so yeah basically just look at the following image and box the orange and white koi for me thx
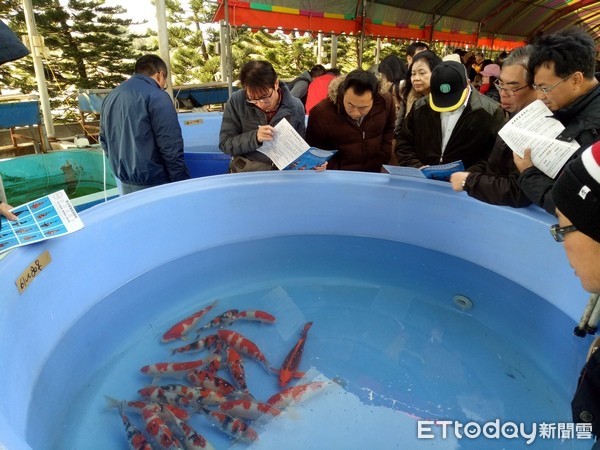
[140,354,221,378]
[225,347,248,392]
[186,370,237,396]
[197,309,239,331]
[218,399,281,421]
[217,329,269,369]
[106,396,190,421]
[162,407,216,450]
[277,321,313,387]
[138,384,227,408]
[233,310,276,324]
[117,400,153,450]
[170,334,219,356]
[201,409,259,443]
[140,404,184,449]
[266,381,330,409]
[161,300,217,343]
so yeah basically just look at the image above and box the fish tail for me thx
[104,395,121,410]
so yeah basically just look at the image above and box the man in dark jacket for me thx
[450,46,536,207]
[514,28,600,215]
[552,142,600,443]
[395,61,505,173]
[100,54,190,194]
[305,69,395,172]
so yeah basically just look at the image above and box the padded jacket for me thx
[305,76,396,172]
[395,88,505,173]
[519,83,600,215]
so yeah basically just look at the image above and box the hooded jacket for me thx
[305,76,396,172]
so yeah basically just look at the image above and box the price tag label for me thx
[16,250,51,294]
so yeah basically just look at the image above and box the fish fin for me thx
[293,371,305,379]
[104,395,121,410]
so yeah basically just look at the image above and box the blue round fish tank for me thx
[0,172,592,449]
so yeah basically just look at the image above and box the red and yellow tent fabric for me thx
[214,0,600,51]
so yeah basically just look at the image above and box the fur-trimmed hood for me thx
[326,74,390,105]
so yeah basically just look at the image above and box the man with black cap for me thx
[552,141,600,444]
[395,60,504,173]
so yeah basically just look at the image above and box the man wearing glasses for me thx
[513,28,600,215]
[450,46,536,207]
[552,142,600,441]
[100,54,190,194]
[219,60,306,173]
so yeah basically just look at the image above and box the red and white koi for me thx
[141,404,184,449]
[162,407,216,450]
[106,396,190,421]
[196,309,239,331]
[217,329,270,370]
[186,370,237,396]
[233,310,276,324]
[201,409,259,443]
[225,347,248,392]
[117,400,153,450]
[266,381,330,409]
[218,399,281,421]
[170,334,219,356]
[161,300,217,343]
[277,321,313,387]
[140,354,221,378]
[138,384,227,408]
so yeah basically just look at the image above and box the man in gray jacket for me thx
[219,60,306,172]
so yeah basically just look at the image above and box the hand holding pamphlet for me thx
[257,118,336,170]
[0,190,84,254]
[383,161,465,181]
[498,99,579,178]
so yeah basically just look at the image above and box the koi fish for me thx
[266,381,330,409]
[162,407,216,450]
[277,321,313,387]
[196,309,239,331]
[141,404,185,449]
[233,310,276,324]
[186,370,237,396]
[217,329,269,370]
[117,400,153,450]
[138,384,227,408]
[218,399,281,421]
[161,300,217,343]
[170,334,219,356]
[201,409,259,443]
[140,354,221,378]
[225,347,248,392]
[106,396,190,421]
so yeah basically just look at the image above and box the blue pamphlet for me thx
[383,161,465,181]
[0,190,84,254]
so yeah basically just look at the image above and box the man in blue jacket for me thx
[100,54,190,194]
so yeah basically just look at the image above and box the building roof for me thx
[214,0,600,50]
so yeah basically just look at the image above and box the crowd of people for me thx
[2,27,600,441]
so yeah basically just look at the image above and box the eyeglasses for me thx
[550,224,578,242]
[532,74,573,94]
[493,81,530,97]
[246,89,274,104]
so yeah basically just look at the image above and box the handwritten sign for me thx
[16,250,51,294]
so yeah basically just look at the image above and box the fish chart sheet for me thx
[0,190,84,254]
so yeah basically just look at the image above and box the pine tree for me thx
[1,0,149,122]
